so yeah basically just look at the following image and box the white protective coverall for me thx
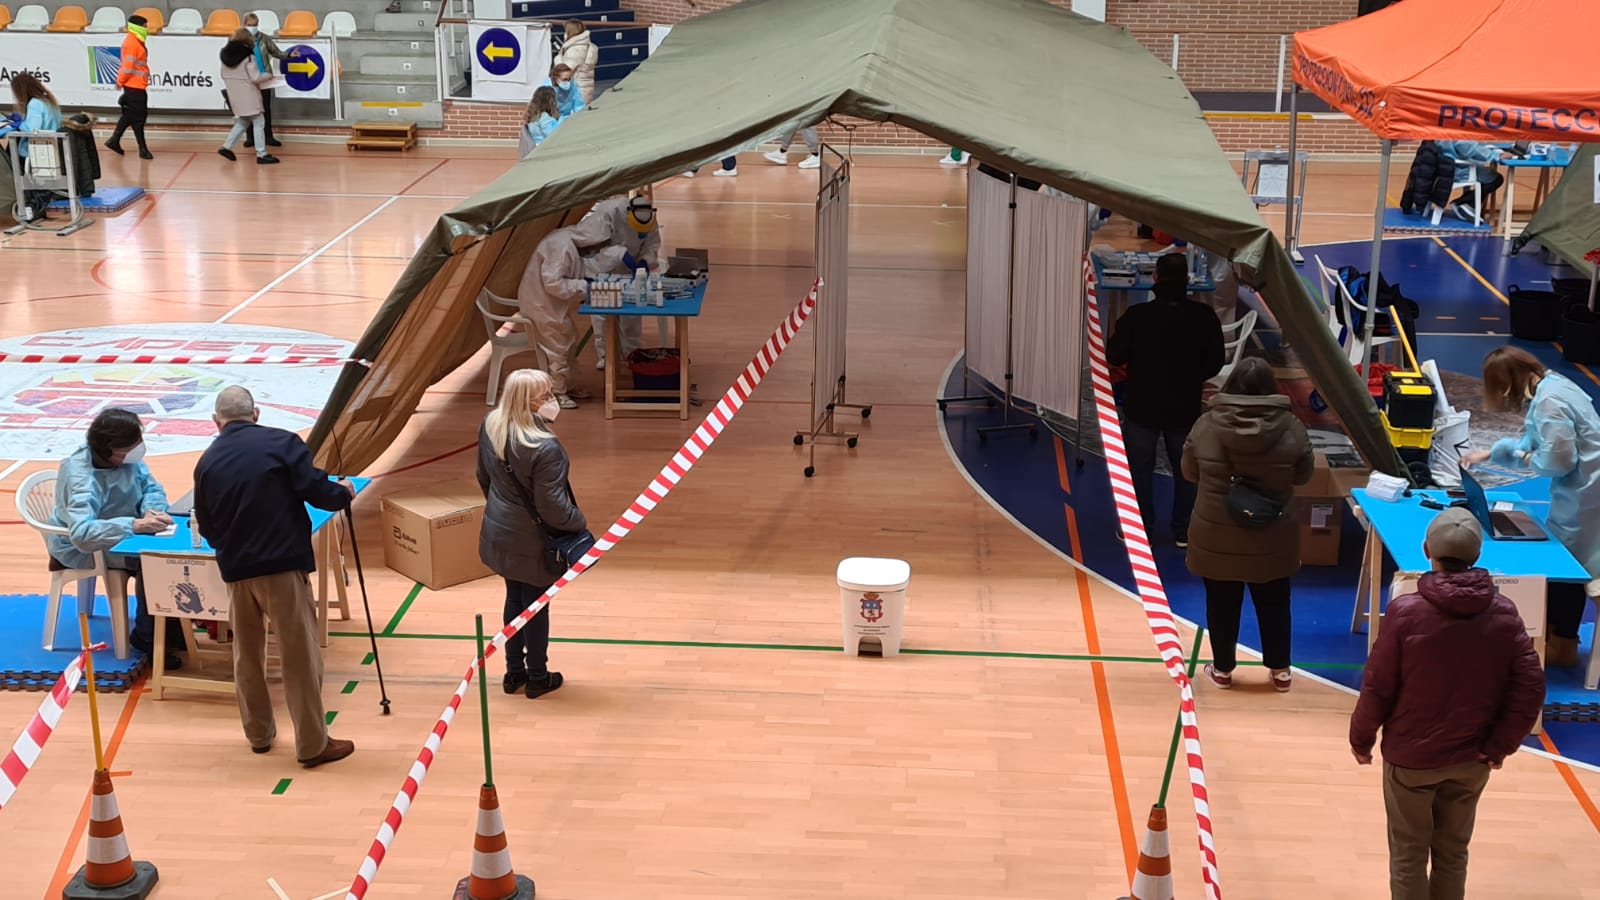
[1490,371,1600,578]
[582,197,663,364]
[517,226,624,396]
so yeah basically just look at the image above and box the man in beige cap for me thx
[1350,507,1545,900]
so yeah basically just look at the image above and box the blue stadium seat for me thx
[510,0,622,18]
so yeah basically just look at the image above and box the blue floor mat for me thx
[1382,207,1494,235]
[0,593,149,692]
[48,185,145,213]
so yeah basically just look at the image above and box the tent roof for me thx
[310,0,1397,477]
[1292,0,1600,142]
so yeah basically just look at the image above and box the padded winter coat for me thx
[1181,393,1314,583]
[554,30,598,102]
[1350,569,1545,768]
[1399,141,1454,214]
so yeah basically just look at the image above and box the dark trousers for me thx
[1547,581,1588,640]
[247,89,275,144]
[1123,420,1195,536]
[1204,577,1292,671]
[1453,170,1504,211]
[1384,760,1491,900]
[109,88,149,151]
[502,579,552,678]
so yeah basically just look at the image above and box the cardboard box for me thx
[1296,451,1370,567]
[380,479,492,590]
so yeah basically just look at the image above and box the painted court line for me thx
[213,196,401,324]
[267,876,291,900]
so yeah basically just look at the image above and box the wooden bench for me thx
[346,121,417,152]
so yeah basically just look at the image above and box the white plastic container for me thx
[836,557,911,657]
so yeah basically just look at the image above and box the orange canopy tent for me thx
[1283,0,1600,377]
[1291,0,1600,142]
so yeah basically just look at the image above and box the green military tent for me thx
[307,0,1398,476]
[1520,144,1600,275]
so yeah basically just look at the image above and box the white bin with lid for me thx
[837,557,911,657]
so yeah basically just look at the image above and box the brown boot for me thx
[299,737,355,768]
[1546,635,1580,668]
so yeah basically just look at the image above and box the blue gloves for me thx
[5,113,20,127]
[622,252,640,271]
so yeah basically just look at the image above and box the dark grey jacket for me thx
[475,420,587,586]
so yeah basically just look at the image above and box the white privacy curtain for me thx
[965,171,1086,418]
[809,156,851,428]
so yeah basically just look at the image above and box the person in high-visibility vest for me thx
[105,14,153,159]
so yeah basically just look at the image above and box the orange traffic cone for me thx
[452,784,535,900]
[63,769,159,899]
[1125,805,1175,900]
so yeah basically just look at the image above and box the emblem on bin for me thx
[859,592,884,622]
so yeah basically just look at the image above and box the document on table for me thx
[154,523,177,537]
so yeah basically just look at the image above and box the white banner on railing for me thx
[0,34,334,110]
[468,20,551,102]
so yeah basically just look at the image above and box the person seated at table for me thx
[47,408,185,669]
[1439,140,1504,223]
[518,86,563,159]
[1463,346,1600,667]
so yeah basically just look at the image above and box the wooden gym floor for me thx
[1,142,1597,899]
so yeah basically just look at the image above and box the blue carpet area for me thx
[942,236,1600,766]
[48,185,145,213]
[0,593,148,691]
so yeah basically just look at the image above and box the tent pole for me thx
[1360,139,1392,384]
[1285,86,1302,263]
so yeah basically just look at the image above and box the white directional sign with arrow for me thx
[467,21,552,102]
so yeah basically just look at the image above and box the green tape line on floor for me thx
[325,711,338,725]
[271,778,291,795]
[341,680,359,694]
[380,583,423,636]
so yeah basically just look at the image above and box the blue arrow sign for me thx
[475,27,521,77]
[281,45,327,93]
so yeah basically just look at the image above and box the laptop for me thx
[166,490,194,517]
[665,248,709,279]
[1458,465,1547,541]
[1503,140,1533,158]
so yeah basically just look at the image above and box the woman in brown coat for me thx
[1181,358,1313,691]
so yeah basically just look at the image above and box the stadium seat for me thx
[0,6,12,31]
[278,9,316,37]
[199,8,240,36]
[165,7,202,34]
[248,8,278,33]
[317,9,354,37]
[44,4,87,31]
[84,6,127,32]
[10,4,47,30]
[131,6,163,32]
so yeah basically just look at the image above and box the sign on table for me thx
[141,553,231,620]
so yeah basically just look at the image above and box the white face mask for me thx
[559,79,572,88]
[246,25,258,34]
[121,442,147,465]
[538,399,561,421]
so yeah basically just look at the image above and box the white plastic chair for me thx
[84,6,127,32]
[477,288,540,406]
[10,4,50,30]
[1429,161,1484,226]
[1208,309,1259,388]
[318,9,355,37]
[248,8,279,34]
[16,471,131,659]
[1314,254,1399,366]
[165,6,202,34]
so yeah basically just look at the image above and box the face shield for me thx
[626,197,657,234]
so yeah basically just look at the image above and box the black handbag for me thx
[501,439,595,572]
[1222,449,1286,529]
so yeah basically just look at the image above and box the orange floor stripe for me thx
[45,682,149,898]
[1052,434,1072,495]
[1064,502,1139,881]
[1538,732,1600,836]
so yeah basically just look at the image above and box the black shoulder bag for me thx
[501,438,596,572]
[1223,447,1287,529]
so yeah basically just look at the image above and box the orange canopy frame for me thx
[1291,0,1600,142]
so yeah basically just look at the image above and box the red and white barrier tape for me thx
[1082,258,1221,899]
[343,280,821,900]
[0,353,367,366]
[0,643,106,812]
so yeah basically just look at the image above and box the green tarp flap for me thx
[1521,145,1600,275]
[310,0,1397,476]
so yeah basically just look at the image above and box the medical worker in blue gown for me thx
[1464,346,1600,667]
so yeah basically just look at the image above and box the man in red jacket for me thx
[1350,507,1545,900]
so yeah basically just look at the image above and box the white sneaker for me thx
[713,167,738,177]
[595,354,606,370]
[939,155,963,167]
[798,154,821,170]
[681,170,695,178]
[763,150,789,166]
[555,393,579,410]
